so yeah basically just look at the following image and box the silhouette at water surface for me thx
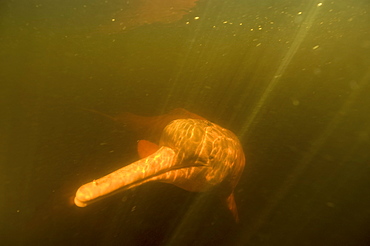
[98,0,199,33]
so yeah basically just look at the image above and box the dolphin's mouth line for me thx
[119,162,207,189]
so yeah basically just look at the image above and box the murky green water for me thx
[1,0,369,245]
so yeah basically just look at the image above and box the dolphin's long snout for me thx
[74,146,177,207]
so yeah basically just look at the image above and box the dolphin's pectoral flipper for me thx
[74,112,245,222]
[137,140,160,158]
[226,193,239,222]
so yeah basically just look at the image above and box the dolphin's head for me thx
[157,119,245,194]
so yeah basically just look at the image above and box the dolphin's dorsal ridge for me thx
[168,108,206,120]
[137,140,160,158]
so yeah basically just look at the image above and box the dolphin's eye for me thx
[183,155,209,166]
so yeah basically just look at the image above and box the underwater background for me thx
[1,0,369,245]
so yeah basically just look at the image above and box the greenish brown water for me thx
[1,0,369,245]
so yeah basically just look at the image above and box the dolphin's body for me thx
[74,109,245,221]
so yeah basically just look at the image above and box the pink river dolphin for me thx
[74,108,245,221]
